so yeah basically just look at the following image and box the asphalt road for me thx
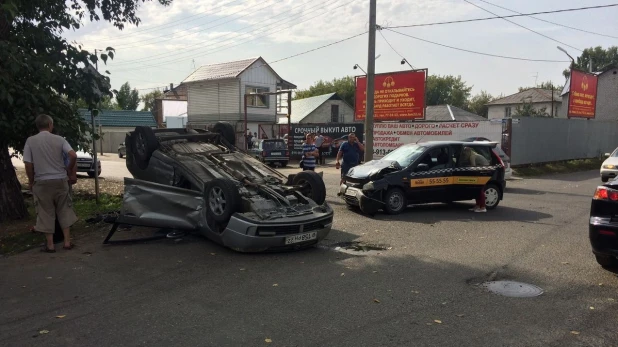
[2,163,617,346]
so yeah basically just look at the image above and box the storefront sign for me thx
[568,70,598,118]
[355,70,426,121]
[289,124,364,158]
[372,121,502,158]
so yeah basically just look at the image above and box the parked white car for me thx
[76,151,102,178]
[600,148,618,182]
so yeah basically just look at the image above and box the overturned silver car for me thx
[115,123,333,252]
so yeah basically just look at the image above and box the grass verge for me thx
[514,158,604,177]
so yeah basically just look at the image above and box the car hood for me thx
[347,160,401,179]
[603,157,618,167]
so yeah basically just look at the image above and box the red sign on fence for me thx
[568,70,598,119]
[355,70,426,121]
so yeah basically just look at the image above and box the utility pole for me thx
[92,49,100,204]
[589,58,593,73]
[364,0,377,162]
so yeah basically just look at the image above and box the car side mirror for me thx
[605,153,611,158]
[416,163,429,172]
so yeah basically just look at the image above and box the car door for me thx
[406,146,453,203]
[449,145,495,200]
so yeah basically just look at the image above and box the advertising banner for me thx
[355,70,426,122]
[568,70,598,119]
[372,121,502,158]
[289,124,364,159]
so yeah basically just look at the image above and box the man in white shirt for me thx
[23,114,78,252]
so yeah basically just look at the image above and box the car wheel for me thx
[204,178,241,223]
[602,176,609,183]
[292,171,326,205]
[87,171,95,178]
[484,183,501,210]
[212,122,236,146]
[281,161,288,167]
[383,187,406,215]
[118,152,123,158]
[595,254,618,268]
[132,126,159,170]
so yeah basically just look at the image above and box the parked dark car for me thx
[589,180,618,269]
[122,123,332,252]
[251,139,289,167]
[340,141,506,215]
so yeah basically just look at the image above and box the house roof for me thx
[283,93,340,123]
[79,109,157,128]
[425,105,486,121]
[487,88,561,105]
[161,84,188,101]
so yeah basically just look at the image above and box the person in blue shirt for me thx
[302,133,319,171]
[336,133,365,186]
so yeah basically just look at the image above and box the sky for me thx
[63,0,618,99]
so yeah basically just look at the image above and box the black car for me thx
[589,180,618,268]
[340,141,506,215]
[251,139,289,167]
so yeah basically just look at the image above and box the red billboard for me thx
[568,70,598,119]
[355,70,426,121]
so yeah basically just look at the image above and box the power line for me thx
[377,29,415,69]
[477,0,618,40]
[461,0,582,52]
[113,0,353,70]
[111,0,341,66]
[384,4,618,29]
[384,28,570,63]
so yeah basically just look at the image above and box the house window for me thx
[246,86,269,108]
[504,106,512,118]
[331,104,339,123]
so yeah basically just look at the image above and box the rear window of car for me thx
[263,141,287,150]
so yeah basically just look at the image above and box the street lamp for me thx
[353,64,367,74]
[400,58,415,70]
[557,46,574,69]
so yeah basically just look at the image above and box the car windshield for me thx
[611,148,618,157]
[382,144,426,167]
[263,141,287,150]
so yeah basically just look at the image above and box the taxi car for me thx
[340,141,506,215]
[589,179,618,269]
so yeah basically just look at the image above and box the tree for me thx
[513,101,549,117]
[116,82,140,110]
[141,89,163,112]
[425,75,472,109]
[466,91,494,118]
[75,96,120,110]
[563,46,618,78]
[0,0,171,222]
[294,76,355,106]
[518,81,560,92]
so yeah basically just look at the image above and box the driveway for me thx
[1,169,616,346]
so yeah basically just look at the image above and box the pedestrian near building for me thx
[461,146,489,213]
[336,133,365,187]
[302,133,319,171]
[246,131,253,149]
[314,132,325,166]
[23,114,78,252]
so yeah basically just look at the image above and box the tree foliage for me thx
[141,89,163,112]
[513,101,549,117]
[294,76,355,106]
[425,75,472,109]
[0,0,171,221]
[563,46,618,78]
[466,91,494,118]
[518,81,561,92]
[116,82,140,110]
[76,96,120,110]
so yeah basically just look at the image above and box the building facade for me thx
[486,88,561,119]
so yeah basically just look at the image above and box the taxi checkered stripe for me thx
[410,165,503,178]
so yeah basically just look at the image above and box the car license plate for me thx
[345,189,357,197]
[285,231,317,245]
[78,163,90,168]
[270,152,281,156]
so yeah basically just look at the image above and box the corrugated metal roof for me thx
[287,93,338,123]
[487,88,562,105]
[181,57,259,83]
[79,109,157,128]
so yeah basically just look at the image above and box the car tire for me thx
[212,122,236,146]
[88,171,95,178]
[204,178,241,223]
[602,176,609,183]
[281,161,288,167]
[484,183,501,210]
[132,126,159,170]
[595,254,618,268]
[383,187,406,215]
[118,152,123,158]
[292,171,326,205]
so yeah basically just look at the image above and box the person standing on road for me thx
[23,114,78,252]
[314,132,325,166]
[461,147,490,213]
[246,131,253,150]
[302,133,319,171]
[336,133,365,188]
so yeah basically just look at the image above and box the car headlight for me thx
[363,182,375,191]
[603,164,616,169]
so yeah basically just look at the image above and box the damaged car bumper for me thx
[339,183,383,214]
